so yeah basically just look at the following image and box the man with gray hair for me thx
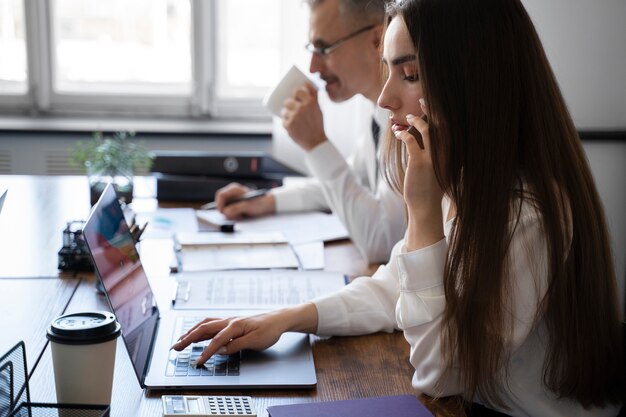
[214,0,405,264]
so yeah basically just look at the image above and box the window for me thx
[0,0,310,120]
[214,0,309,116]
[53,0,192,95]
[0,0,27,94]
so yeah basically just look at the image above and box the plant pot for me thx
[89,174,133,206]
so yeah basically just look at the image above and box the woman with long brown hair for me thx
[173,0,624,414]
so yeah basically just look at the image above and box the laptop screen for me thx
[0,190,7,214]
[83,184,159,386]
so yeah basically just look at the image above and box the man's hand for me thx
[214,183,276,220]
[281,83,328,151]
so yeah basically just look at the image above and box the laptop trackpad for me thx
[243,333,310,363]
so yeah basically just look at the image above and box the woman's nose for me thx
[377,80,398,110]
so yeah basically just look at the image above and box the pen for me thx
[201,188,269,210]
[135,221,148,241]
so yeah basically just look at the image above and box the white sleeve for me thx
[305,140,406,263]
[270,178,330,213]
[312,240,405,336]
[400,208,549,396]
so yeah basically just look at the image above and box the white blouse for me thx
[312,197,619,417]
[271,106,406,264]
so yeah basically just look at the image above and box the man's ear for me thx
[371,24,384,49]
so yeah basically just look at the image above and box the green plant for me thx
[70,131,154,178]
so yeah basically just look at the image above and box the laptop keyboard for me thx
[167,317,241,377]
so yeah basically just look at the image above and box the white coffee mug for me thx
[262,65,318,117]
[47,311,121,405]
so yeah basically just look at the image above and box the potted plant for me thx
[70,131,154,205]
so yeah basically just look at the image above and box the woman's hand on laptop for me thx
[171,303,319,368]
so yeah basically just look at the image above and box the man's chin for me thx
[325,84,350,103]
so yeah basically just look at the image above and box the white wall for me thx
[583,141,626,314]
[523,0,626,130]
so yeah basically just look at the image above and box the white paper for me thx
[234,212,349,245]
[176,231,288,246]
[292,241,325,270]
[196,209,235,232]
[135,208,198,239]
[176,243,300,272]
[171,270,346,310]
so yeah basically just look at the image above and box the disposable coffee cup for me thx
[47,311,121,406]
[262,65,319,117]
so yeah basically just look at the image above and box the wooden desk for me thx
[0,175,436,417]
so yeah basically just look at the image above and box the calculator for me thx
[162,395,256,417]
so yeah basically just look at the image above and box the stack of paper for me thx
[174,231,300,272]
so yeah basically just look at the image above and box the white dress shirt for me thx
[312,196,620,417]
[271,106,406,263]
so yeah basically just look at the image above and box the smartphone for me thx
[406,125,425,150]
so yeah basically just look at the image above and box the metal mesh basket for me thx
[0,342,109,417]
[8,402,109,417]
[0,342,29,417]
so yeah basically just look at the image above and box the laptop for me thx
[0,189,6,214]
[82,184,317,390]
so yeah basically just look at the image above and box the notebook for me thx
[267,395,434,417]
[82,184,317,389]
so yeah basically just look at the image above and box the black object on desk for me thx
[151,151,301,202]
[57,221,93,272]
[152,151,302,179]
[0,341,110,417]
[154,173,282,202]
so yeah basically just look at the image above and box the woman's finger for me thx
[179,318,210,340]
[419,98,428,116]
[194,321,246,367]
[171,318,228,351]
[394,129,422,157]
[406,126,424,150]
[406,113,431,151]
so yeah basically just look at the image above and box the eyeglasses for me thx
[305,24,376,56]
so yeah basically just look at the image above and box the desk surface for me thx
[0,175,460,417]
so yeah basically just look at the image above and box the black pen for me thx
[198,218,235,233]
[200,188,269,210]
[135,221,148,241]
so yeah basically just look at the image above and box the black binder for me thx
[154,173,283,201]
[152,151,302,179]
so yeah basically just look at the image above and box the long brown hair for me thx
[383,0,624,408]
